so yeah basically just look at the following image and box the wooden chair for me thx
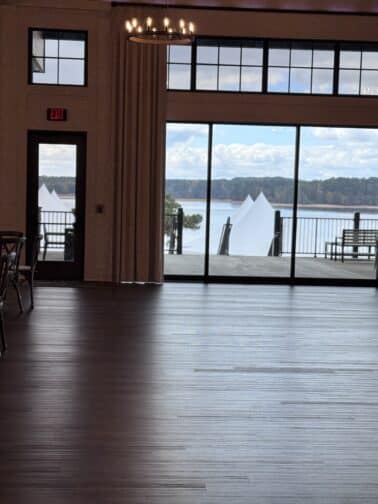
[0,255,10,355]
[0,233,26,313]
[18,235,42,310]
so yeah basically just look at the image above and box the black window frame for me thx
[167,45,193,91]
[167,35,378,99]
[28,28,88,87]
[338,42,378,96]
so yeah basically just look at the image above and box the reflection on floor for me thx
[38,251,66,262]
[1,283,378,503]
[165,254,377,279]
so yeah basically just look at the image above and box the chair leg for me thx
[13,279,24,313]
[0,311,6,355]
[43,242,47,261]
[29,276,34,310]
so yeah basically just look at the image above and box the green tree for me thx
[164,193,202,237]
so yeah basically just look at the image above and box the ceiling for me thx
[110,0,378,14]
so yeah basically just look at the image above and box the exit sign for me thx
[47,108,67,121]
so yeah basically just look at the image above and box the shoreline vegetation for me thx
[40,175,378,211]
[166,176,378,208]
[176,199,378,212]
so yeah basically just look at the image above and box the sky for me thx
[166,123,378,181]
[39,144,77,178]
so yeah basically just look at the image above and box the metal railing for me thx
[165,208,183,254]
[282,213,378,257]
[39,209,75,249]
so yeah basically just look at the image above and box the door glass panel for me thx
[296,127,378,280]
[209,124,296,278]
[38,144,77,262]
[164,123,209,276]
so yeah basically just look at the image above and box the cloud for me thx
[167,126,378,181]
[39,144,77,177]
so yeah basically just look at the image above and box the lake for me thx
[174,199,378,256]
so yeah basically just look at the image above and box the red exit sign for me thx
[47,108,67,121]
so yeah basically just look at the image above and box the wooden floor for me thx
[1,283,378,503]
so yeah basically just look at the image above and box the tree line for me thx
[39,176,76,195]
[167,176,378,206]
[40,175,378,206]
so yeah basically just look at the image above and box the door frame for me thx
[27,130,87,281]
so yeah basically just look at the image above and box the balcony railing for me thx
[165,208,378,258]
[282,213,378,257]
[39,209,75,249]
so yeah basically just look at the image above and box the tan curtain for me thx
[112,14,167,283]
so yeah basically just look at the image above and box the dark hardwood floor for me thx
[1,282,378,503]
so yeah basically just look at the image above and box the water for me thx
[173,199,378,255]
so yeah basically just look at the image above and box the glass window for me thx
[269,42,335,94]
[219,66,240,91]
[242,47,263,66]
[268,68,290,93]
[241,67,262,92]
[168,64,191,90]
[30,29,87,86]
[197,45,219,64]
[290,68,311,93]
[197,65,218,90]
[167,45,192,90]
[195,40,263,92]
[361,70,378,95]
[339,69,360,94]
[340,50,361,69]
[219,46,241,65]
[312,69,333,94]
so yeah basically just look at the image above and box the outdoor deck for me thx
[165,254,377,279]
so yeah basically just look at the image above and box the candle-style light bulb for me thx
[179,19,185,29]
[163,17,170,29]
[137,25,143,33]
[125,20,132,32]
[131,18,138,28]
[189,22,195,33]
[146,17,153,28]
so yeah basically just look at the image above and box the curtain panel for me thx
[112,12,166,283]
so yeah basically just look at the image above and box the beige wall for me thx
[1,2,378,281]
[0,0,113,281]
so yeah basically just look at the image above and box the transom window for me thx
[167,45,192,90]
[339,44,378,95]
[196,40,263,92]
[268,41,334,94]
[167,37,378,97]
[30,29,87,86]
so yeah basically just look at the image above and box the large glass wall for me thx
[164,123,378,283]
[164,123,209,276]
[209,124,296,277]
[296,127,378,280]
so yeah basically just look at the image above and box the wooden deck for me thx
[165,254,377,279]
[1,283,378,503]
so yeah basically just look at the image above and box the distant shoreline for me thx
[176,198,378,212]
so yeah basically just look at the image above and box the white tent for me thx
[229,192,275,256]
[39,184,59,211]
[231,194,254,225]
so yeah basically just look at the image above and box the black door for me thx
[27,131,86,280]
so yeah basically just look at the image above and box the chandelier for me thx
[125,14,195,45]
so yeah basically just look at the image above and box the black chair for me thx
[0,233,26,313]
[18,234,42,310]
[0,255,11,355]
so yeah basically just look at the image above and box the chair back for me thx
[0,230,24,238]
[0,255,10,302]
[0,235,25,274]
